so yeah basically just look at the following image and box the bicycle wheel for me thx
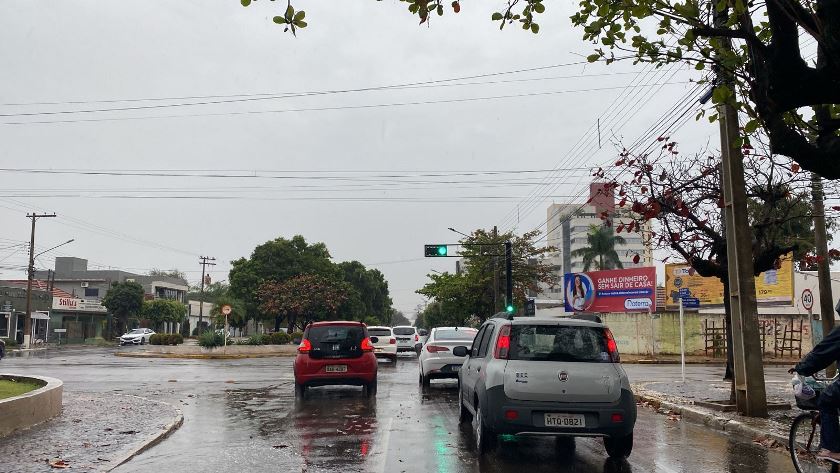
[790,412,839,473]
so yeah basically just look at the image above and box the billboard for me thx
[664,254,794,308]
[564,267,656,313]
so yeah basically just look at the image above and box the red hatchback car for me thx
[294,321,378,398]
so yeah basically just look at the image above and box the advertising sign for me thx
[52,297,107,313]
[564,267,656,313]
[664,254,794,308]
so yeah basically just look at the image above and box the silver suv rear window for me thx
[510,325,610,362]
[393,327,415,336]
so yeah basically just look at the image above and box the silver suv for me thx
[453,315,636,457]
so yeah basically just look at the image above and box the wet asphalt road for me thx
[1,348,799,473]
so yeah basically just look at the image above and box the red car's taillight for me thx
[494,325,511,359]
[389,338,396,344]
[415,334,419,342]
[361,337,374,352]
[604,328,620,363]
[298,339,312,354]
[425,345,450,353]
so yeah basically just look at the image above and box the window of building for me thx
[84,287,99,298]
[0,312,8,337]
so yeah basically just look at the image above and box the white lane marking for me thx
[369,417,392,473]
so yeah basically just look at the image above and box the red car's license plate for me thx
[325,365,347,373]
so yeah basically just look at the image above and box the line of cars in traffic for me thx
[291,315,635,460]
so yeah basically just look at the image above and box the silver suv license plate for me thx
[544,413,585,427]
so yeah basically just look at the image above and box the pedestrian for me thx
[790,322,840,463]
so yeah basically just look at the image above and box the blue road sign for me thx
[681,297,700,308]
[678,288,691,296]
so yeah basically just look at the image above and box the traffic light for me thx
[506,304,515,313]
[424,244,449,257]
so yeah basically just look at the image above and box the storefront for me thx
[51,296,108,344]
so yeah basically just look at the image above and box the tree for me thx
[571,225,627,271]
[229,235,338,322]
[187,281,230,302]
[148,268,187,280]
[240,1,840,177]
[338,261,393,324]
[600,139,834,384]
[142,299,187,332]
[102,281,145,336]
[211,297,248,336]
[257,274,351,332]
[418,227,557,322]
[390,310,411,327]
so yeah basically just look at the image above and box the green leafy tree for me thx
[102,281,145,336]
[338,261,393,324]
[389,310,411,327]
[188,281,230,302]
[571,225,627,271]
[229,235,338,324]
[148,268,187,281]
[257,274,351,332]
[143,299,187,332]
[211,297,248,336]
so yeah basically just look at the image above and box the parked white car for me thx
[367,326,398,362]
[392,326,421,354]
[418,327,478,387]
[119,328,154,346]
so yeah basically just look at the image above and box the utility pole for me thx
[812,173,836,375]
[505,240,513,312]
[24,213,56,349]
[198,256,216,332]
[715,6,767,417]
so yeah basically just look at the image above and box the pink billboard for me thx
[564,267,656,313]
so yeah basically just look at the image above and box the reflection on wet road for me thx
[1,348,799,472]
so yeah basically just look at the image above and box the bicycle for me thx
[790,373,840,473]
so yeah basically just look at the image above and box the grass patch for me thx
[0,379,42,400]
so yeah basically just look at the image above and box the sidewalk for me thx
[634,374,800,450]
[622,353,799,365]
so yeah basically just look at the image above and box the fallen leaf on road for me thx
[104,428,113,432]
[49,459,70,469]
[168,379,178,383]
[272,445,289,449]
[118,430,138,435]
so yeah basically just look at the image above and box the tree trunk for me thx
[274,315,281,333]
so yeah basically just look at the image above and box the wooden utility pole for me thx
[812,173,836,375]
[197,256,216,332]
[715,6,768,416]
[24,213,56,349]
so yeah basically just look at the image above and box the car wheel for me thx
[140,337,145,345]
[458,386,472,424]
[604,433,633,458]
[473,404,496,454]
[366,379,378,397]
[390,355,398,363]
[294,383,306,399]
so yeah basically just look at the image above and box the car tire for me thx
[366,379,378,397]
[420,371,431,388]
[390,355,398,364]
[294,383,306,399]
[458,387,472,424]
[140,337,145,345]
[474,404,496,454]
[604,433,633,458]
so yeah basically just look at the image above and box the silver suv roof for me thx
[492,317,605,328]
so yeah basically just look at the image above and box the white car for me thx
[418,327,478,387]
[367,326,398,362]
[120,328,154,345]
[392,326,421,354]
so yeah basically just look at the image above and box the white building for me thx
[541,183,653,300]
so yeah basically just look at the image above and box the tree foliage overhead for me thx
[338,261,393,323]
[571,225,628,271]
[417,228,557,326]
[142,299,187,331]
[148,268,187,281]
[188,281,230,303]
[211,296,248,332]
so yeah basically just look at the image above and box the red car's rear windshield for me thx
[306,325,366,359]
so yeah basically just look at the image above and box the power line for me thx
[2,81,689,126]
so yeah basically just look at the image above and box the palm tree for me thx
[571,225,627,271]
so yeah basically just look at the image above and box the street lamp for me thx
[34,239,75,259]
[447,227,470,238]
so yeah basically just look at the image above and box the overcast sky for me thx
[0,1,716,315]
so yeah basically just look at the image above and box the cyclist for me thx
[791,323,840,463]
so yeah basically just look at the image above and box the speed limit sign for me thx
[802,289,814,311]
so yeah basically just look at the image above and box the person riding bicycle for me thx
[792,319,840,463]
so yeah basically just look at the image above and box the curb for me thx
[115,352,296,359]
[633,389,790,448]
[622,359,795,366]
[105,397,184,472]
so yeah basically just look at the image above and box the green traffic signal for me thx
[506,304,514,313]
[438,246,447,256]
[424,244,449,257]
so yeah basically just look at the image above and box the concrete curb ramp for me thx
[106,397,184,472]
[116,344,298,359]
[633,386,790,448]
[0,374,63,438]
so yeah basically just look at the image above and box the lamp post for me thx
[24,237,73,348]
